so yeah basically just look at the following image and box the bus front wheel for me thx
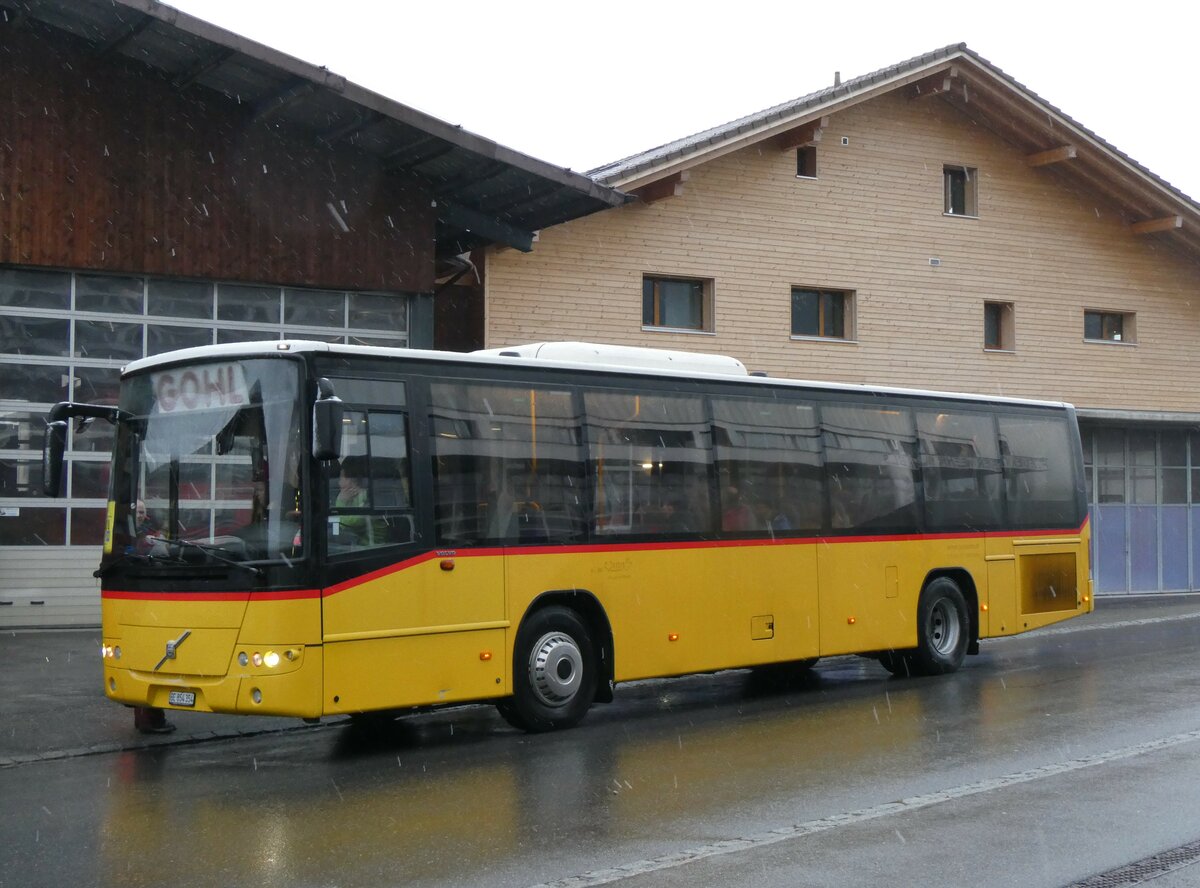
[881,577,969,677]
[498,606,598,733]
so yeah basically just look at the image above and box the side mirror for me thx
[313,379,344,461]
[42,420,68,497]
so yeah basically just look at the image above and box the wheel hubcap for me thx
[528,631,583,707]
[928,598,961,655]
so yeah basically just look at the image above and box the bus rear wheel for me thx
[881,577,969,677]
[498,606,597,733]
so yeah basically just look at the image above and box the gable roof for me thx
[589,44,1200,260]
[9,0,630,261]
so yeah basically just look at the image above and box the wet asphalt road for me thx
[3,596,1200,888]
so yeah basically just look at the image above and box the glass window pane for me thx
[75,320,142,360]
[1162,468,1187,504]
[284,289,343,327]
[1080,427,1094,467]
[823,404,919,531]
[148,280,213,319]
[1084,312,1101,340]
[0,507,65,545]
[823,292,845,338]
[70,460,110,499]
[917,410,1003,530]
[0,268,70,310]
[283,329,344,344]
[433,383,587,545]
[1097,467,1124,503]
[76,275,143,314]
[72,366,121,405]
[1161,431,1186,467]
[1130,468,1156,504]
[997,414,1081,526]
[0,316,70,356]
[658,280,702,329]
[1095,429,1125,466]
[0,411,47,452]
[586,390,712,537]
[1129,430,1156,466]
[70,507,108,545]
[218,284,280,323]
[792,289,819,336]
[148,324,213,355]
[349,292,407,332]
[712,397,822,532]
[0,458,42,497]
[217,328,279,344]
[0,363,70,403]
[348,335,405,348]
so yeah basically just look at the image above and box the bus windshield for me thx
[106,357,305,570]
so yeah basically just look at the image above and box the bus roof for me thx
[122,339,1073,411]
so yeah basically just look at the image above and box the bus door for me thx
[319,375,506,713]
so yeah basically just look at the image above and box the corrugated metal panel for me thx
[0,547,101,628]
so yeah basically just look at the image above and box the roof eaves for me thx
[590,43,969,186]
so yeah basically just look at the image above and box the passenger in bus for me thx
[335,456,387,546]
[722,486,758,532]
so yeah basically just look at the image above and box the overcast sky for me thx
[168,0,1199,201]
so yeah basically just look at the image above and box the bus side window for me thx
[584,390,714,537]
[997,414,1079,527]
[822,403,920,533]
[916,409,1003,531]
[430,382,587,546]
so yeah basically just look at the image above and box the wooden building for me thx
[0,0,626,626]
[484,45,1200,596]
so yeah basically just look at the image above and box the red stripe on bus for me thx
[102,517,1087,603]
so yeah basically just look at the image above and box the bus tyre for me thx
[880,578,969,677]
[499,606,597,733]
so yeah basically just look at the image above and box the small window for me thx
[944,165,977,216]
[796,146,817,178]
[791,288,853,340]
[642,276,712,332]
[1084,310,1135,343]
[984,302,1014,351]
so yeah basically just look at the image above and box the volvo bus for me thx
[44,340,1092,732]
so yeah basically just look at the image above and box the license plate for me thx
[167,690,196,708]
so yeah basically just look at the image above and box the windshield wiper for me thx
[163,537,263,576]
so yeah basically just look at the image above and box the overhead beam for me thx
[633,171,689,204]
[172,46,236,90]
[909,66,959,99]
[1131,215,1183,235]
[435,199,534,252]
[776,116,830,151]
[251,77,318,123]
[95,13,154,58]
[318,110,385,146]
[1027,145,1078,167]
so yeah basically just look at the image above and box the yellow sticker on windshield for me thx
[103,501,115,554]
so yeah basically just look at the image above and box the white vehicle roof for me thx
[122,340,1072,410]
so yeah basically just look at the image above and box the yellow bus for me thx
[45,340,1092,732]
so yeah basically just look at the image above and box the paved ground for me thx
[0,627,326,766]
[3,593,1199,767]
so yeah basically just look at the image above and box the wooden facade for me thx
[0,23,433,293]
[484,88,1200,413]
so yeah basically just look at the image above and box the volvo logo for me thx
[154,630,192,672]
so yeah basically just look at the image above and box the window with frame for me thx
[984,301,1014,351]
[944,165,977,216]
[796,146,817,178]
[642,276,712,332]
[791,288,853,340]
[1084,310,1135,343]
